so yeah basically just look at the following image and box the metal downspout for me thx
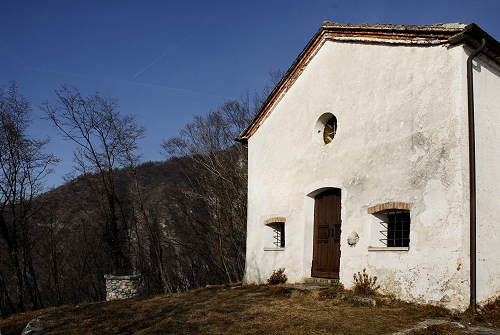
[467,37,486,314]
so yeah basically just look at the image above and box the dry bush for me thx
[267,268,287,285]
[353,268,380,296]
[330,279,344,292]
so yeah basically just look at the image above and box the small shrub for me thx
[330,279,344,291]
[267,268,287,285]
[352,268,380,296]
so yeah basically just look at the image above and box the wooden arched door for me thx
[311,188,341,278]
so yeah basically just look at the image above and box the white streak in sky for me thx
[133,51,168,79]
[27,66,229,99]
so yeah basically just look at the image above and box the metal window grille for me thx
[378,210,410,247]
[272,222,285,248]
[323,116,337,144]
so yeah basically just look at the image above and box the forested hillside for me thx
[37,153,245,300]
[0,144,247,317]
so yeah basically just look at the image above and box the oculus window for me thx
[323,115,337,144]
[315,113,338,145]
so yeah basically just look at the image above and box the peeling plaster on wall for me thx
[377,263,468,309]
[410,124,458,186]
[244,40,500,311]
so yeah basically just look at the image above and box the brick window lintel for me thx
[367,202,411,214]
[264,217,286,225]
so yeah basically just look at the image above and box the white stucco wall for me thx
[244,40,478,310]
[474,53,500,306]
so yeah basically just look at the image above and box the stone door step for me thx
[304,277,339,285]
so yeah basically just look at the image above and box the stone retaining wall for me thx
[104,274,142,301]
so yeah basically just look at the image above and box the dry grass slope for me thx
[1,285,499,335]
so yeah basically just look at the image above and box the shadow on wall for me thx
[244,251,264,283]
[306,186,341,198]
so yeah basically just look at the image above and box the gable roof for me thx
[237,22,500,142]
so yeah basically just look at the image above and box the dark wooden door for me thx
[312,188,341,278]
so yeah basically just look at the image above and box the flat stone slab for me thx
[280,283,329,290]
[391,319,500,335]
[304,277,340,285]
[21,314,49,335]
[467,325,500,334]
[338,294,376,307]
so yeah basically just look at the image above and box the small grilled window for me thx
[264,218,286,250]
[271,222,285,248]
[381,210,410,247]
[387,211,410,247]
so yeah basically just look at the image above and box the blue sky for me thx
[1,0,499,188]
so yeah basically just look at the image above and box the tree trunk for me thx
[0,272,15,318]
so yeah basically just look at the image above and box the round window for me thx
[314,113,338,145]
[323,115,337,144]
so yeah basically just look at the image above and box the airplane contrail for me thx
[28,66,229,99]
[133,51,168,79]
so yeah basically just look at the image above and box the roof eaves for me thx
[448,23,500,65]
[237,22,500,142]
[237,25,325,141]
[320,22,467,33]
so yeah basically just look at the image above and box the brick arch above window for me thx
[367,202,412,214]
[264,217,286,225]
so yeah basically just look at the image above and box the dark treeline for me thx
[0,73,282,318]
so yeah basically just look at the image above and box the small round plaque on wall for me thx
[347,232,359,247]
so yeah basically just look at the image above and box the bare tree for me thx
[42,85,144,275]
[117,129,173,293]
[162,99,253,283]
[0,82,58,315]
[161,70,283,284]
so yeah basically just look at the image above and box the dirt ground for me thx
[1,285,499,335]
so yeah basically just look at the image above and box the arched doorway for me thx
[311,188,341,278]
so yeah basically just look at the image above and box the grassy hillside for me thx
[1,285,499,335]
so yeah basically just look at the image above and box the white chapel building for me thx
[237,22,500,311]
